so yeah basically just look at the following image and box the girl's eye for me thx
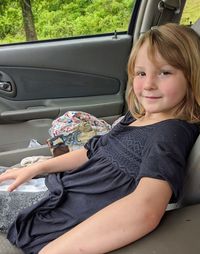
[159,71,171,76]
[135,71,146,77]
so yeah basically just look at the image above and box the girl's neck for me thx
[130,113,175,127]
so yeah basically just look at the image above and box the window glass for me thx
[180,0,200,25]
[0,0,135,45]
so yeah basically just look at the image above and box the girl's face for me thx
[133,41,188,119]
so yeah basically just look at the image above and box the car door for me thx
[0,0,141,166]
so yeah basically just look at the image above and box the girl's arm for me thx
[0,148,88,192]
[39,177,172,254]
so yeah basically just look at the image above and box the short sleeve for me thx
[84,135,102,158]
[136,121,199,203]
[84,112,134,159]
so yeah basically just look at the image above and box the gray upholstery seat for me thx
[178,134,200,207]
[0,233,23,254]
[177,18,200,207]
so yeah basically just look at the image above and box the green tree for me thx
[35,0,134,39]
[0,0,135,44]
[0,0,23,42]
[20,0,37,41]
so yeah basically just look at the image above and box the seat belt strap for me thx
[156,0,181,25]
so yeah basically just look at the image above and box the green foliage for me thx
[0,0,134,44]
[0,1,24,40]
[2,0,198,45]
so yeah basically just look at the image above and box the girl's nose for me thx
[143,75,157,90]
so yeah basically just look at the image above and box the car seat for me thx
[177,19,200,208]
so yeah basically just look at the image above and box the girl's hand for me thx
[0,165,38,192]
[0,148,88,193]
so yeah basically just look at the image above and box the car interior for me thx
[0,0,200,253]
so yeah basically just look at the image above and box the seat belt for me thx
[155,0,182,25]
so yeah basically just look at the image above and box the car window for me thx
[180,0,200,25]
[0,0,135,45]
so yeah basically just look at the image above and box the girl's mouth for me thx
[143,96,162,99]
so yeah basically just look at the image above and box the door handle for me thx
[0,81,12,92]
[0,71,16,97]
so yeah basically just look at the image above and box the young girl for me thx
[0,23,200,254]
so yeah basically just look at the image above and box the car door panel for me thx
[0,34,132,155]
[0,35,132,116]
[0,67,120,101]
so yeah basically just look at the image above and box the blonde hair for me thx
[127,23,200,122]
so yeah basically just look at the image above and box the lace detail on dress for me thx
[0,191,48,233]
[0,167,48,233]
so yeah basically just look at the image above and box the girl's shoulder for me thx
[113,112,199,143]
[149,119,199,150]
[117,112,198,132]
[155,119,199,136]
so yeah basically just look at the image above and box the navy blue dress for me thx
[7,112,199,254]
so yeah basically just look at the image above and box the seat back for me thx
[178,135,200,207]
[177,19,200,207]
